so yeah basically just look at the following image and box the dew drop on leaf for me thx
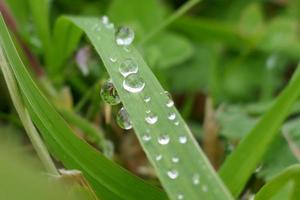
[115,26,135,46]
[166,99,174,107]
[172,157,180,163]
[109,56,117,63]
[155,154,162,161]
[177,194,184,200]
[192,173,200,185]
[116,107,132,130]
[142,133,151,142]
[174,121,179,126]
[145,111,158,125]
[168,112,176,121]
[158,134,170,145]
[100,79,120,105]
[179,136,187,144]
[167,169,179,179]
[119,58,138,77]
[123,74,145,93]
[144,95,151,103]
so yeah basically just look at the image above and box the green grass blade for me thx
[255,165,300,200]
[66,16,234,200]
[219,64,300,197]
[0,15,167,200]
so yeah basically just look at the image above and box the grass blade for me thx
[66,16,234,200]
[219,64,300,197]
[0,14,167,200]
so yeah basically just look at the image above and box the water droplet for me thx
[119,58,138,77]
[179,136,187,144]
[142,133,151,142]
[172,157,180,163]
[109,56,117,63]
[101,16,114,29]
[115,26,135,46]
[123,74,145,93]
[123,46,130,52]
[168,112,176,121]
[167,169,179,179]
[192,173,200,185]
[174,121,179,126]
[177,194,184,200]
[116,107,132,130]
[146,110,151,114]
[144,96,151,103]
[100,79,120,105]
[155,154,162,161]
[158,134,170,145]
[145,111,158,125]
[202,185,208,192]
[166,99,174,107]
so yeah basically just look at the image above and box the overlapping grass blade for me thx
[65,16,234,200]
[0,15,166,200]
[219,64,300,197]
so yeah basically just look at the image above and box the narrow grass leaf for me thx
[0,15,166,200]
[66,16,234,200]
[219,64,300,197]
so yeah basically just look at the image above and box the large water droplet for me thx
[119,58,138,77]
[179,136,187,144]
[145,111,158,125]
[115,26,135,46]
[172,157,180,163]
[116,107,132,130]
[168,112,176,121]
[167,169,179,179]
[123,74,145,93]
[192,173,200,185]
[158,134,170,145]
[177,194,184,200]
[155,154,162,161]
[142,133,151,142]
[100,79,120,105]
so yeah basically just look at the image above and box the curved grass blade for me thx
[66,16,234,200]
[255,165,300,200]
[0,14,167,200]
[219,64,300,197]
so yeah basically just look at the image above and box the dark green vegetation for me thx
[0,0,300,200]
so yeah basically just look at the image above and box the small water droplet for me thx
[115,26,135,46]
[145,111,158,125]
[144,96,151,103]
[167,169,179,179]
[119,58,138,77]
[168,112,176,121]
[146,110,151,114]
[109,56,117,63]
[142,133,151,142]
[166,99,174,107]
[155,154,162,161]
[158,134,170,145]
[100,79,120,105]
[192,173,200,185]
[179,136,187,144]
[172,157,180,163]
[123,46,131,52]
[174,121,179,126]
[101,16,114,29]
[177,194,184,200]
[116,107,132,130]
[202,185,208,192]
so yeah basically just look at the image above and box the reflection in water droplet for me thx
[145,111,158,125]
[179,136,187,144]
[115,26,135,46]
[192,173,200,185]
[167,169,179,179]
[155,155,162,161]
[168,113,176,121]
[123,74,145,93]
[116,107,132,130]
[100,79,120,105]
[119,58,138,77]
[158,134,170,145]
[177,194,184,200]
[172,157,180,163]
